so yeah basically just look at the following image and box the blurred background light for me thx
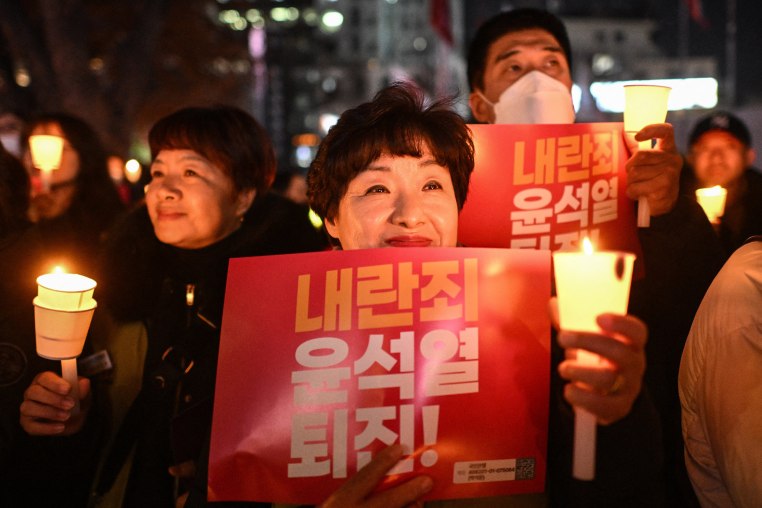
[320,10,343,32]
[590,78,719,112]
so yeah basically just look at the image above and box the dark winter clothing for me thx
[95,192,326,506]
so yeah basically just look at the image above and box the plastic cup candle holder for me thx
[695,185,727,224]
[33,271,97,415]
[28,134,64,192]
[623,84,671,228]
[552,238,636,480]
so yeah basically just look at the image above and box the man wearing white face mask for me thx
[467,8,725,508]
[468,8,576,126]
[476,69,576,125]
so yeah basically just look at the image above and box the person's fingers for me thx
[563,382,636,424]
[320,444,433,508]
[558,357,622,394]
[597,314,647,348]
[23,381,76,411]
[18,416,66,435]
[78,377,91,401]
[625,153,676,185]
[19,398,73,421]
[19,371,92,436]
[19,397,71,435]
[623,123,675,152]
[34,371,73,396]
[343,444,406,502]
[361,476,433,508]
[557,314,646,424]
[556,330,640,367]
[175,491,189,508]
[634,123,677,152]
[169,460,197,479]
[624,122,681,216]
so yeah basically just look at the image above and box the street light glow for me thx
[321,11,343,30]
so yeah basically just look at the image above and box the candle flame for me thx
[704,185,725,196]
[582,237,594,255]
[125,159,142,184]
[52,265,66,274]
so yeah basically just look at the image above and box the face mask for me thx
[0,133,21,157]
[481,70,575,125]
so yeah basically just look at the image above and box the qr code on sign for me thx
[516,457,535,480]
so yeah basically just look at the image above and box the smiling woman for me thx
[19,105,327,507]
[306,82,663,508]
[307,81,474,250]
[146,149,253,249]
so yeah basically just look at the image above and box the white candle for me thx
[33,268,98,416]
[553,238,636,480]
[36,272,96,311]
[695,185,727,224]
[623,85,671,228]
[29,135,64,193]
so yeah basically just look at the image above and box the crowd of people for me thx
[0,6,759,508]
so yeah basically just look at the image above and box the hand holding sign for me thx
[319,444,433,508]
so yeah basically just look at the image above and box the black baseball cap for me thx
[689,111,752,147]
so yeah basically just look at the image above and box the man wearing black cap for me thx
[466,9,724,508]
[683,111,762,257]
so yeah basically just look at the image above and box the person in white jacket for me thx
[679,238,762,507]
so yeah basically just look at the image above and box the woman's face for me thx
[25,122,80,221]
[145,149,254,249]
[325,149,459,249]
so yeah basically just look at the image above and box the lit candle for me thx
[552,238,636,480]
[33,267,97,415]
[623,85,671,228]
[695,185,727,224]
[28,135,64,192]
[124,158,143,184]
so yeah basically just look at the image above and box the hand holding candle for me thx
[33,269,97,415]
[553,238,636,480]
[623,85,671,228]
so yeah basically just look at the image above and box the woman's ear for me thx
[323,216,340,241]
[235,188,256,217]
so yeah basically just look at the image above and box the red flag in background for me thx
[430,0,453,46]
[684,0,710,29]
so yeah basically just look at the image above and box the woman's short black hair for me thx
[307,82,474,222]
[149,105,276,198]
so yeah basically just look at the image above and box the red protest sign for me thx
[209,247,550,504]
[459,123,640,255]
